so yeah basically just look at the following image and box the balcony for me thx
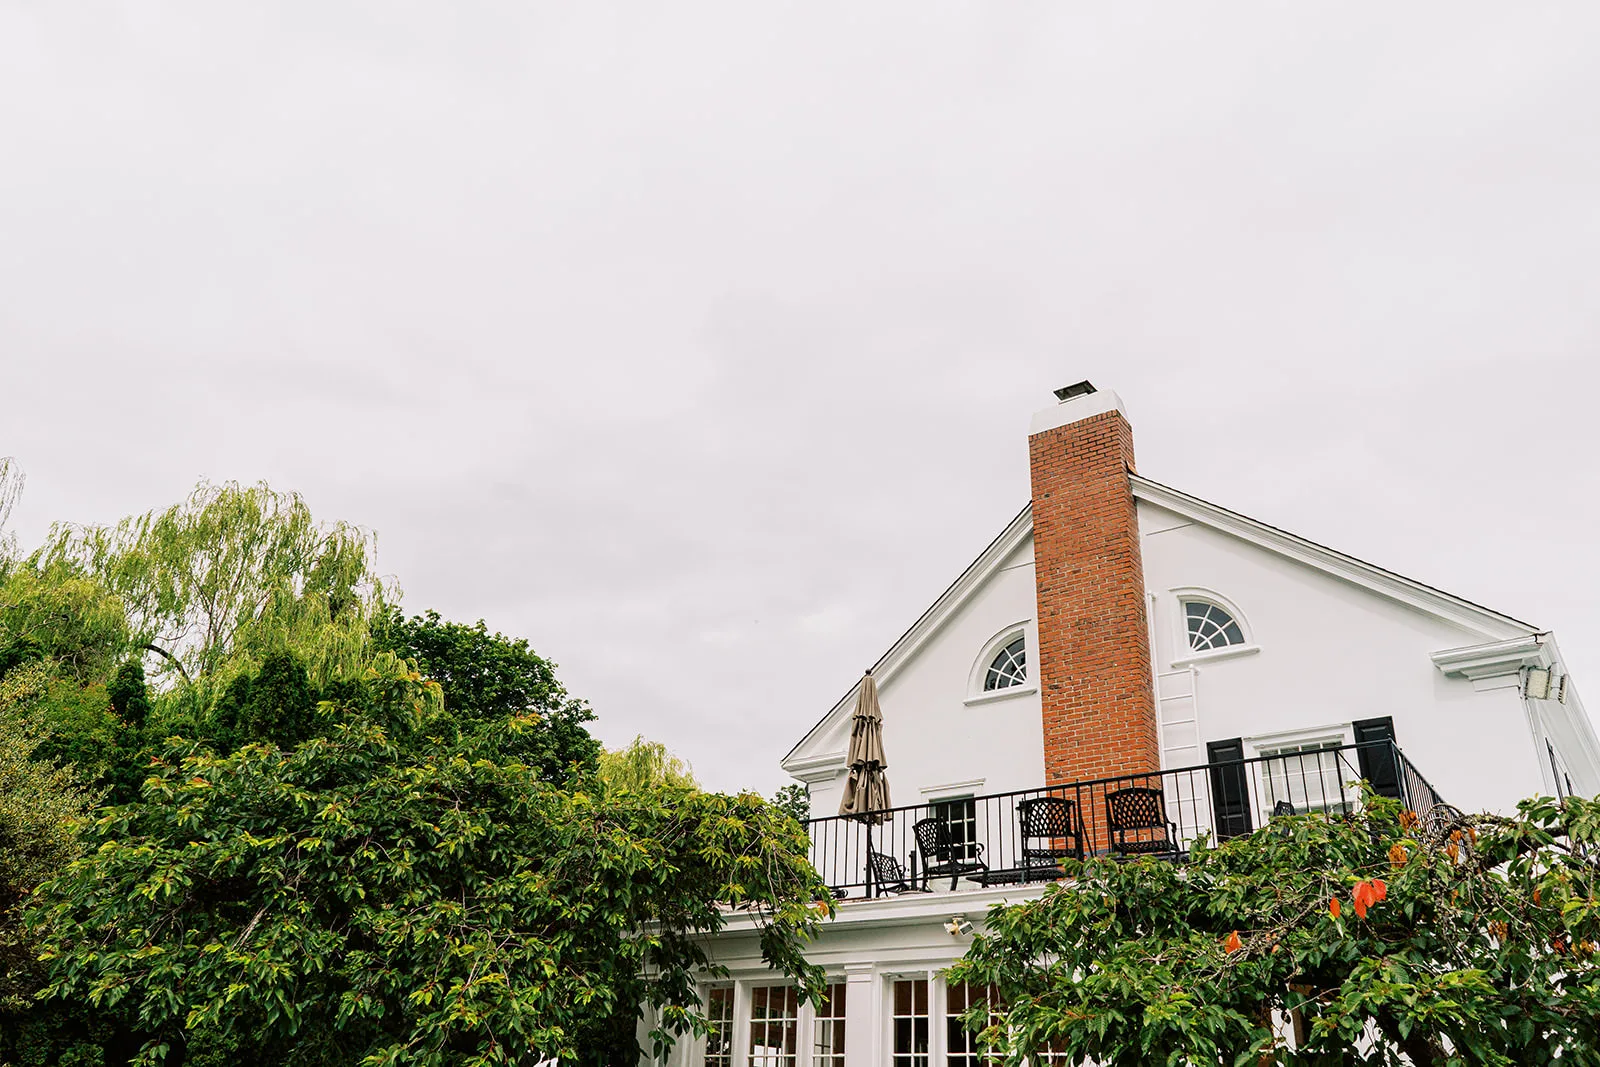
[804,741,1443,899]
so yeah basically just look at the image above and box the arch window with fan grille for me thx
[1184,601,1246,652]
[983,635,1027,691]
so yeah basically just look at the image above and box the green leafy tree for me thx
[950,790,1600,1066]
[0,714,97,1025]
[0,660,127,788]
[108,658,152,728]
[31,670,828,1067]
[770,783,809,823]
[373,608,601,781]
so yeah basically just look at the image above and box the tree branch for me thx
[140,642,191,685]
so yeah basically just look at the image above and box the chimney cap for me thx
[1053,380,1097,402]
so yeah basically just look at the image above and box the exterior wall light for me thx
[944,917,974,936]
[1525,667,1553,701]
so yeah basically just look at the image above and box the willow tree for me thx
[0,457,21,574]
[34,481,391,698]
[599,735,700,793]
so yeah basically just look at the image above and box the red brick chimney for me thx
[1029,382,1160,787]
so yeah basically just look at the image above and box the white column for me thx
[732,981,753,1067]
[841,963,875,1067]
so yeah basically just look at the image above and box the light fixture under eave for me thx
[944,917,974,936]
[1525,667,1552,701]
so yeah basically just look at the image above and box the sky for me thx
[2,3,1597,794]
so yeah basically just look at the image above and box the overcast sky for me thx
[3,4,1597,794]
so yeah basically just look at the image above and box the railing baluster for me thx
[798,741,1444,897]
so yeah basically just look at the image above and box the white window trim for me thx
[883,971,941,1067]
[919,778,986,798]
[1243,723,1359,821]
[965,622,1037,705]
[1167,587,1259,668]
[709,976,848,1067]
[1243,723,1354,755]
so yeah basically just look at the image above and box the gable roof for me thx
[780,503,1031,774]
[780,476,1539,777]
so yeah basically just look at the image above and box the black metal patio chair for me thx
[865,845,927,897]
[1017,796,1084,880]
[1105,786,1180,858]
[913,817,989,890]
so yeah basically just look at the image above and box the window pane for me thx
[1260,741,1351,817]
[931,798,979,864]
[706,987,735,1067]
[946,982,1001,1066]
[748,985,798,1067]
[812,982,846,1067]
[893,980,930,1067]
[1184,601,1244,651]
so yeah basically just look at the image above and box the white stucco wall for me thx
[1137,500,1547,815]
[790,495,1597,824]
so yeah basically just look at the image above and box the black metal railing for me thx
[806,741,1443,898]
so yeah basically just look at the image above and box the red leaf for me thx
[1353,899,1368,920]
[1371,879,1387,902]
[1330,897,1342,918]
[1224,931,1243,954]
[1353,881,1374,910]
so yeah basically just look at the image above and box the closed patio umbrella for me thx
[839,670,892,893]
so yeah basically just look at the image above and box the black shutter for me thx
[1207,738,1253,840]
[1353,717,1401,800]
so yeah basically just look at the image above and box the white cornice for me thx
[780,504,1034,774]
[1131,476,1537,639]
[1431,635,1552,680]
[785,752,847,783]
[708,882,1050,937]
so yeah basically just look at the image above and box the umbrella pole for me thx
[865,820,874,898]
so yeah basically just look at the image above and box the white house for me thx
[645,383,1600,1067]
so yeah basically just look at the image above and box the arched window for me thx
[984,635,1027,691]
[1184,601,1246,652]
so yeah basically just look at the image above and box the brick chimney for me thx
[1028,382,1160,787]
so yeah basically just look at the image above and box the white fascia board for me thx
[780,504,1034,774]
[1130,476,1537,640]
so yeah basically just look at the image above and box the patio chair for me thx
[1017,796,1083,880]
[1105,786,1180,858]
[865,845,927,897]
[913,817,989,890]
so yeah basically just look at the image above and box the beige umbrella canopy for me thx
[838,670,892,822]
